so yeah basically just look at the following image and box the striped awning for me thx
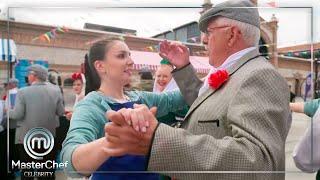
[131,50,210,74]
[0,39,17,62]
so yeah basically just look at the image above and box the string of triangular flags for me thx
[32,26,69,43]
[282,50,320,58]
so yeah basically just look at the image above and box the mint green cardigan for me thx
[304,98,320,117]
[61,90,187,177]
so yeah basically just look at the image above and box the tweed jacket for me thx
[9,82,65,144]
[147,49,291,180]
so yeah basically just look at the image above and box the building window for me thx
[187,23,200,39]
[165,32,175,40]
[176,28,188,42]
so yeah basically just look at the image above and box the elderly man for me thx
[105,0,290,179]
[9,64,64,179]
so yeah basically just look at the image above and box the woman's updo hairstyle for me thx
[84,37,124,95]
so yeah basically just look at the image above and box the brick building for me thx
[0,19,208,90]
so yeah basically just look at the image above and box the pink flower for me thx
[208,69,229,89]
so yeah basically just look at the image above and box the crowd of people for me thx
[0,0,319,180]
[0,64,89,179]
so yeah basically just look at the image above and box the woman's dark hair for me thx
[84,37,124,95]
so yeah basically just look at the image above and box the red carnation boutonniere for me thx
[208,69,229,89]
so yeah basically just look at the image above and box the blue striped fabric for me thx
[0,38,17,62]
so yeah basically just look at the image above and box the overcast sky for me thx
[0,0,319,47]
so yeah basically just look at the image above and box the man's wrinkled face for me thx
[202,20,232,67]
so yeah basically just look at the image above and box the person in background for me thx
[153,59,178,93]
[292,107,320,180]
[9,64,65,180]
[290,99,320,180]
[72,72,85,106]
[289,85,296,102]
[1,82,9,100]
[5,78,19,110]
[48,69,68,163]
[48,69,64,95]
[65,72,85,120]
[153,59,188,127]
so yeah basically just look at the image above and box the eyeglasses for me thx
[204,26,231,37]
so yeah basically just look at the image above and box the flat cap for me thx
[28,64,48,81]
[8,78,19,84]
[199,0,260,32]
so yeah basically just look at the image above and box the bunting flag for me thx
[39,35,47,42]
[51,29,57,37]
[147,46,154,51]
[293,52,300,56]
[46,32,54,39]
[31,37,39,41]
[56,27,66,33]
[32,26,69,43]
[43,34,51,42]
[304,73,312,101]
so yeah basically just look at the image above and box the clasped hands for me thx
[103,104,158,157]
[102,40,190,157]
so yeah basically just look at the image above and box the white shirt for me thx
[198,47,257,97]
[293,108,320,172]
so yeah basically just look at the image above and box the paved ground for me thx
[55,112,317,180]
[16,111,318,180]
